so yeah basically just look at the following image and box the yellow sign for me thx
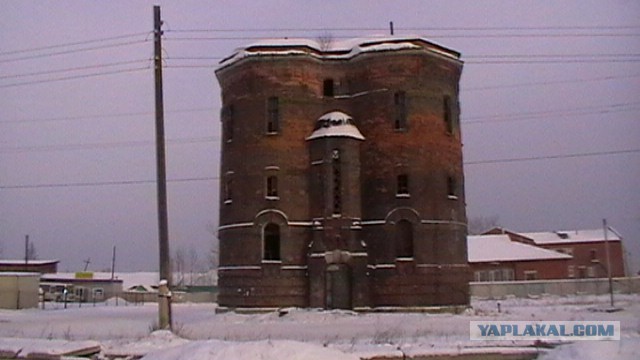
[75,272,94,279]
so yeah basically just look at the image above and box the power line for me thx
[464,73,640,91]
[167,25,640,33]
[0,107,215,125]
[0,136,219,154]
[2,148,637,190]
[0,176,220,190]
[163,31,640,43]
[0,59,151,80]
[466,53,640,59]
[0,32,150,57]
[465,148,640,165]
[463,101,640,123]
[466,58,640,64]
[0,39,149,64]
[0,66,150,89]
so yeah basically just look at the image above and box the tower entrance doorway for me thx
[325,263,351,309]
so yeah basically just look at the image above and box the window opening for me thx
[332,149,341,215]
[394,91,407,130]
[263,223,281,261]
[266,175,278,198]
[397,174,409,196]
[267,97,279,133]
[396,219,414,258]
[323,78,334,97]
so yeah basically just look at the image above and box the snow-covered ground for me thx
[0,294,638,359]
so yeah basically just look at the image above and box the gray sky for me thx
[1,1,639,273]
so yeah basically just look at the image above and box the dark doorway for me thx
[325,264,351,309]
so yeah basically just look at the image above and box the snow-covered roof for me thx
[519,228,621,245]
[467,235,572,263]
[217,36,461,70]
[0,259,59,265]
[306,111,365,141]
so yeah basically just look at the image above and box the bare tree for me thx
[316,32,334,51]
[206,223,219,270]
[172,247,186,288]
[468,215,500,235]
[188,246,200,286]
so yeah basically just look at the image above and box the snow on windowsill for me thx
[261,260,282,264]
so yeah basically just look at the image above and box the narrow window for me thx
[396,220,414,258]
[443,95,453,134]
[332,149,341,215]
[524,271,537,281]
[323,78,334,97]
[590,249,597,261]
[394,91,407,130]
[267,96,279,133]
[504,269,515,281]
[223,174,233,204]
[266,175,278,198]
[223,105,234,142]
[447,176,457,199]
[263,223,281,261]
[397,174,409,196]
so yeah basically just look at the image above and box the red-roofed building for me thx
[484,227,626,279]
[0,260,59,274]
[468,235,572,281]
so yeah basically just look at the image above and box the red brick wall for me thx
[216,41,468,309]
[471,258,570,281]
[541,242,625,278]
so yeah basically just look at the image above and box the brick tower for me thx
[215,37,469,309]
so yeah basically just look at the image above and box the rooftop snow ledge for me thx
[217,36,461,70]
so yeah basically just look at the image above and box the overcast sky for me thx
[1,1,638,274]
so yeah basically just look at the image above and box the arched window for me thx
[396,220,414,258]
[263,223,281,261]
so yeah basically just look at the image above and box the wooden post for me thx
[154,5,172,330]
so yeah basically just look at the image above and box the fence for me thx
[470,276,640,299]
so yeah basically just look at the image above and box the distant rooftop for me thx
[468,235,572,263]
[519,228,622,245]
[217,36,461,70]
[0,259,59,265]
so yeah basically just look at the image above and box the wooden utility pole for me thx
[153,5,172,330]
[111,246,116,280]
[603,219,614,308]
[24,235,29,264]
